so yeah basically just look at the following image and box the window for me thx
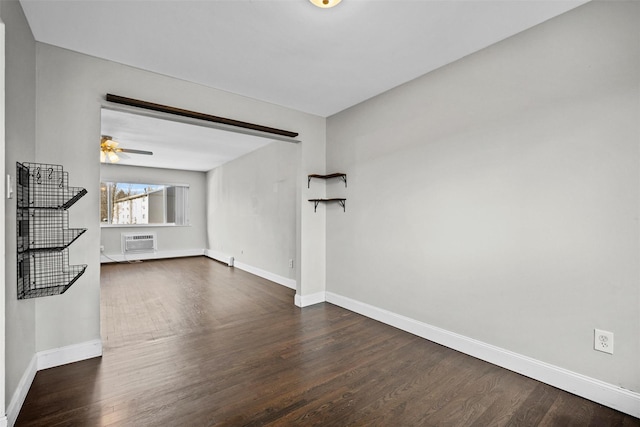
[100,182,189,226]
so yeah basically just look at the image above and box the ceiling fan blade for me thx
[120,148,153,155]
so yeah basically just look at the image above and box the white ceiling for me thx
[21,0,588,172]
[20,0,587,118]
[100,109,277,172]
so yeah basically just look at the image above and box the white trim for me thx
[6,340,102,426]
[294,291,326,307]
[6,355,37,427]
[204,251,297,289]
[233,261,297,290]
[37,339,103,371]
[103,249,297,289]
[325,292,640,418]
[101,248,204,263]
[204,249,234,267]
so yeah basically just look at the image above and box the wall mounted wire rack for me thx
[16,162,88,299]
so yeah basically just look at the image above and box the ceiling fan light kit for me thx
[107,151,120,163]
[309,0,342,9]
[100,135,120,163]
[100,135,152,164]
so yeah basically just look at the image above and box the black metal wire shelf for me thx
[18,228,88,254]
[17,209,87,254]
[17,251,87,299]
[17,164,88,210]
[20,187,88,210]
[16,162,87,299]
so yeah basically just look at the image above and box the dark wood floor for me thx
[16,257,639,426]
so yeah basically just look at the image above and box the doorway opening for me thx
[99,107,300,347]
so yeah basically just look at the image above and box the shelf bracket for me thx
[307,173,347,188]
[308,198,346,213]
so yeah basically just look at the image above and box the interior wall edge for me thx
[101,250,297,290]
[6,338,102,426]
[6,354,36,427]
[232,261,296,290]
[202,252,296,290]
[36,339,102,371]
[0,16,6,427]
[203,249,234,266]
[294,292,326,308]
[324,292,640,418]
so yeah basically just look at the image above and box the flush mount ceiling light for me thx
[309,0,342,8]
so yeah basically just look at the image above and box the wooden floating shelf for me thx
[308,173,347,188]
[308,198,346,212]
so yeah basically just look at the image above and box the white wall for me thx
[100,164,207,256]
[0,9,6,427]
[30,39,325,349]
[1,0,36,414]
[206,141,298,280]
[0,5,326,416]
[326,1,639,393]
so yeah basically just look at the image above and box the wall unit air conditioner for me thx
[122,233,157,254]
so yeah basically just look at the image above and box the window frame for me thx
[100,180,190,227]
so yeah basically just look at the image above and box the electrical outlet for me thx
[594,329,614,354]
[100,245,105,252]
[289,259,294,269]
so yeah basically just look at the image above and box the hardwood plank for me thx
[468,373,539,426]
[505,383,561,426]
[15,256,639,426]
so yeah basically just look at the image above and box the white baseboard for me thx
[104,249,298,290]
[325,292,640,418]
[233,261,297,290]
[204,249,234,266]
[204,250,297,290]
[294,291,326,307]
[0,415,7,427]
[101,248,204,263]
[6,339,102,427]
[6,355,37,427]
[37,339,103,371]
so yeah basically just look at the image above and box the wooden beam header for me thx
[105,94,299,138]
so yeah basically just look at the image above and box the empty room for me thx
[1,0,639,426]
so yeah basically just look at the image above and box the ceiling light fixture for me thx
[100,134,153,163]
[309,0,342,8]
[100,135,121,163]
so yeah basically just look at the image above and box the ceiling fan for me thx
[100,135,153,163]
